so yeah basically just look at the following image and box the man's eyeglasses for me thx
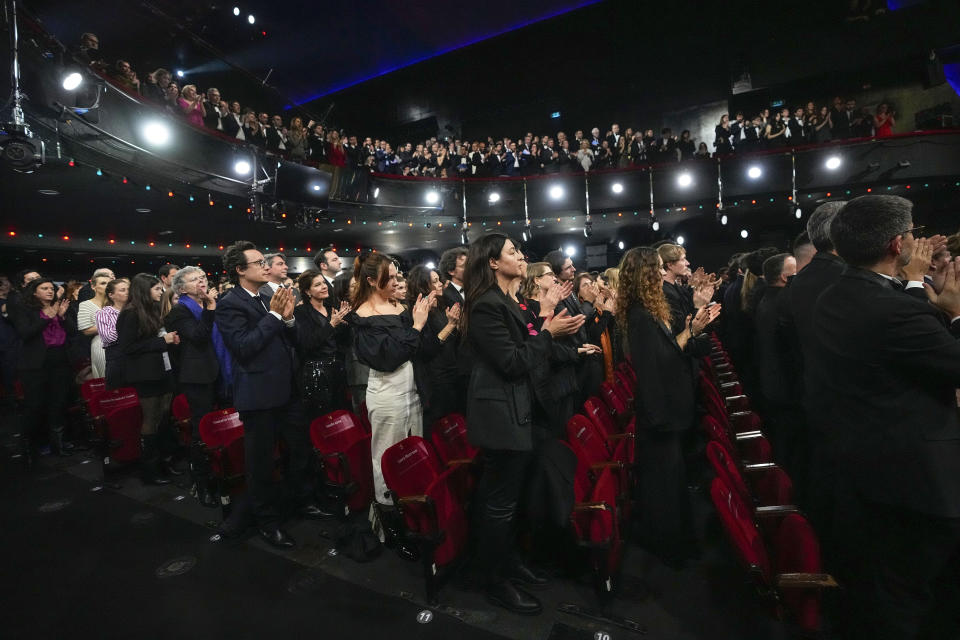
[903,226,925,237]
[245,259,267,269]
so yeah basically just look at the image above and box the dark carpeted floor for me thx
[0,409,793,640]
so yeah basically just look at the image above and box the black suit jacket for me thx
[626,303,697,433]
[808,266,960,517]
[10,306,77,371]
[789,252,845,400]
[164,303,219,385]
[215,287,298,412]
[466,286,557,451]
[663,281,695,335]
[221,112,242,137]
[115,309,169,384]
[754,286,797,406]
[442,282,464,310]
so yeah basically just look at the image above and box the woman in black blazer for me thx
[163,266,226,505]
[616,247,720,564]
[11,278,76,458]
[294,269,351,421]
[463,233,584,615]
[116,273,180,485]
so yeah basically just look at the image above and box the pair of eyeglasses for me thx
[245,259,267,269]
[903,225,925,237]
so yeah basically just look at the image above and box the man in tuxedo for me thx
[159,264,179,292]
[221,101,244,138]
[606,123,622,160]
[786,107,805,143]
[809,195,960,639]
[832,98,856,139]
[439,246,467,308]
[589,127,602,148]
[313,248,341,308]
[259,253,300,304]
[202,88,223,131]
[265,115,287,151]
[215,241,322,548]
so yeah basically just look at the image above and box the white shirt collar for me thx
[267,281,280,292]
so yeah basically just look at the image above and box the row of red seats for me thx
[699,334,837,635]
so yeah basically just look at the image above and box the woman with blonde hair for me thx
[287,116,308,161]
[177,84,206,127]
[616,247,719,564]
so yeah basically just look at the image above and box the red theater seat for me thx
[309,410,374,514]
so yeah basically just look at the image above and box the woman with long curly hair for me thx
[616,247,720,565]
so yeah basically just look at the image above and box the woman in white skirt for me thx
[348,252,436,560]
[76,273,112,378]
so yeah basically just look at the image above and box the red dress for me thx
[874,115,894,138]
[326,143,346,167]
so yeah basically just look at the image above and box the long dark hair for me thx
[125,273,162,338]
[405,265,433,306]
[22,278,56,309]
[461,233,510,339]
[351,252,395,308]
[616,247,671,352]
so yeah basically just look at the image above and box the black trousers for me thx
[833,492,960,640]
[474,448,533,585]
[239,401,312,528]
[19,346,73,447]
[635,430,695,556]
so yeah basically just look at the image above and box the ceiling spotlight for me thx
[548,185,564,200]
[142,121,171,146]
[233,6,240,16]
[617,241,624,250]
[425,261,436,270]
[461,230,469,245]
[176,70,184,78]
[795,207,802,219]
[611,182,624,194]
[234,159,251,175]
[652,220,660,232]
[62,72,82,91]
[720,214,728,225]
[372,187,380,199]
[825,156,842,170]
[488,192,500,203]
[740,229,749,239]
[247,14,255,24]
[564,245,576,257]
[425,190,440,204]
[747,166,762,179]
[676,235,685,246]
[677,172,693,188]
[583,221,593,238]
[522,223,532,242]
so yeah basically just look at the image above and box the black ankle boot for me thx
[484,580,542,615]
[50,427,74,457]
[376,504,420,562]
[140,435,171,486]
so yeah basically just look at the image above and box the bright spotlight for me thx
[676,235,685,246]
[142,121,171,146]
[247,14,255,24]
[488,192,500,203]
[747,166,762,179]
[720,214,728,225]
[548,185,564,200]
[618,241,624,250]
[795,207,802,219]
[825,156,842,170]
[425,261,436,270]
[564,245,576,257]
[234,160,251,175]
[740,229,749,239]
[611,182,624,194]
[176,70,184,78]
[372,187,380,199]
[677,172,693,188]
[652,220,660,231]
[233,6,240,16]
[425,191,440,204]
[62,72,82,91]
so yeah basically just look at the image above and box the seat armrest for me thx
[590,461,624,472]
[754,504,799,517]
[735,431,765,440]
[743,462,778,471]
[572,501,612,512]
[397,494,430,506]
[445,458,475,467]
[776,573,838,588]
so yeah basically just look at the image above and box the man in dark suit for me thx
[439,246,467,309]
[313,248,342,309]
[202,88,223,130]
[215,241,321,548]
[605,123,622,158]
[220,101,244,138]
[259,253,300,304]
[809,195,960,639]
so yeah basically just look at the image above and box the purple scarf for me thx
[178,296,233,391]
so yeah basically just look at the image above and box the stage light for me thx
[564,245,576,257]
[677,172,693,188]
[234,160,251,175]
[233,6,240,15]
[618,241,624,250]
[312,184,321,191]
[142,121,171,146]
[548,185,564,200]
[611,182,624,194]
[425,262,436,270]
[740,229,749,239]
[825,156,842,170]
[425,190,440,204]
[676,235,685,246]
[747,166,762,179]
[62,72,82,91]
[176,70,184,78]
[583,221,593,238]
[247,14,255,24]
[652,220,660,231]
[720,214,728,225]
[488,192,500,203]
[372,187,380,199]
[795,208,802,219]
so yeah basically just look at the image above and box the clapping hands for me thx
[329,300,352,327]
[540,280,573,317]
